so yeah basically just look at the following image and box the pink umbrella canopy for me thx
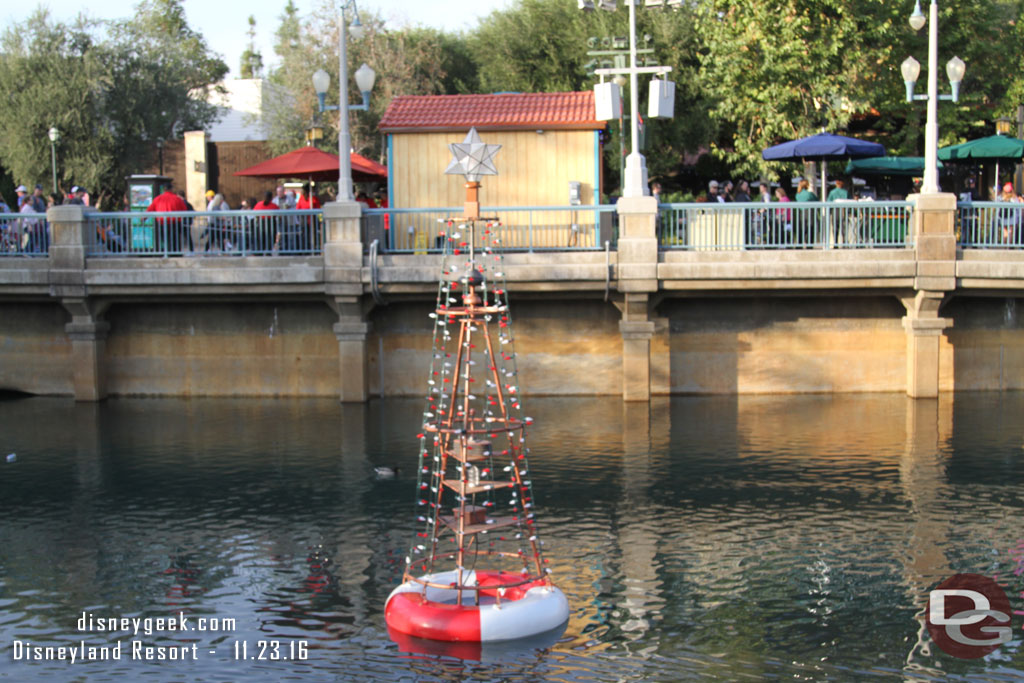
[233,146,387,183]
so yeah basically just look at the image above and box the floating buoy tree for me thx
[385,129,568,644]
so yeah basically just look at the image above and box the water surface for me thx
[1,394,1022,681]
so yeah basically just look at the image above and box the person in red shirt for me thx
[294,183,321,252]
[251,190,279,253]
[146,183,189,253]
[295,183,320,210]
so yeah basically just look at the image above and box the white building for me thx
[205,78,273,142]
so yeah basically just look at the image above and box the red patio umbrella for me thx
[233,146,387,183]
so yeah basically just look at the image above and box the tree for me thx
[470,0,716,192]
[264,0,456,161]
[0,2,226,208]
[694,0,877,180]
[240,15,264,79]
[694,0,1024,180]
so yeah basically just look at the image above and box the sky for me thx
[5,0,514,78]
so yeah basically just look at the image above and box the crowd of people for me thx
[649,177,886,247]
[0,184,70,253]
[136,181,331,254]
[1,179,389,255]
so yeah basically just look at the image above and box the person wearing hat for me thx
[64,186,86,205]
[705,180,720,203]
[15,185,28,209]
[29,185,46,213]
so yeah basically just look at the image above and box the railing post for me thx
[529,210,534,252]
[902,192,957,398]
[324,201,371,402]
[47,205,110,401]
[615,196,659,401]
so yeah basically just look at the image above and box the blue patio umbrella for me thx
[763,132,886,194]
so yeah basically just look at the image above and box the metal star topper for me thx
[445,128,501,182]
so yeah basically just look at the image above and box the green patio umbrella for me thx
[845,156,941,176]
[938,135,1024,193]
[938,134,1024,162]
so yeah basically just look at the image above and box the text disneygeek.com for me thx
[8,611,309,663]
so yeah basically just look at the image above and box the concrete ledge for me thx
[958,260,1024,279]
[323,201,362,219]
[661,278,916,291]
[957,278,1024,290]
[616,196,658,215]
[958,248,1024,262]
[918,261,956,277]
[83,257,323,287]
[0,259,50,287]
[658,261,916,280]
[903,316,952,332]
[661,249,914,263]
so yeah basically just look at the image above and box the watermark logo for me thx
[927,573,1012,659]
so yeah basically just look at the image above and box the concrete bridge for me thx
[1,196,1022,402]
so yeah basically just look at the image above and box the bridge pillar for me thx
[47,204,90,293]
[48,205,111,401]
[615,196,659,401]
[902,193,956,398]
[901,291,950,398]
[62,298,110,402]
[908,192,957,291]
[324,201,370,403]
[332,297,371,403]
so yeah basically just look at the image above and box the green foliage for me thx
[695,0,874,179]
[695,0,1024,180]
[264,0,464,160]
[471,0,598,93]
[470,1,714,192]
[0,2,226,208]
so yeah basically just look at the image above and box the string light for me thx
[403,216,547,596]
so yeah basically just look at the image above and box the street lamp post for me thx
[47,127,60,194]
[586,0,673,198]
[901,0,965,194]
[613,74,627,195]
[311,0,376,202]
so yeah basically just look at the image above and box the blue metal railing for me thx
[957,201,1024,248]
[658,201,914,250]
[363,205,617,253]
[0,212,49,256]
[85,210,324,257]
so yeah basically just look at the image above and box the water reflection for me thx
[0,394,1022,680]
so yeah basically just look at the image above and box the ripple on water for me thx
[0,395,1023,680]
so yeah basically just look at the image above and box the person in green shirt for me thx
[793,179,818,246]
[795,178,818,202]
[827,178,851,246]
[827,178,849,201]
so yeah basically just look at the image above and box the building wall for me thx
[205,78,271,143]
[2,296,1022,398]
[367,298,623,397]
[0,303,73,395]
[103,302,339,397]
[391,130,598,211]
[661,297,909,394]
[211,141,276,209]
[142,140,274,210]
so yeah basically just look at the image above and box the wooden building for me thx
[379,92,605,210]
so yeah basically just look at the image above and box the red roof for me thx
[378,92,605,133]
